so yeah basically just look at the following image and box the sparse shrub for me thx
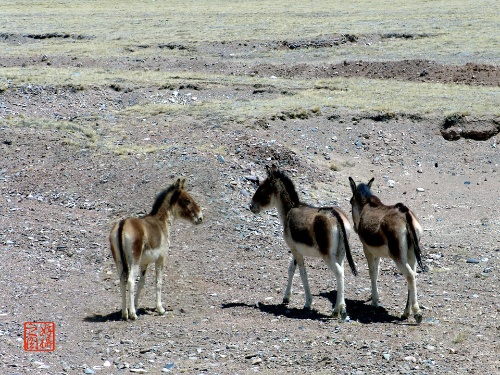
[443,112,469,129]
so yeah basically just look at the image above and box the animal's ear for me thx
[174,178,185,189]
[265,165,271,176]
[270,164,279,174]
[348,177,357,195]
[367,177,375,188]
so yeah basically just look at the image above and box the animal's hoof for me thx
[282,298,289,305]
[340,309,347,321]
[400,314,409,321]
[158,307,166,316]
[414,314,422,325]
[303,305,312,311]
[129,312,138,320]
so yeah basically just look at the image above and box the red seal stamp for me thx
[24,322,55,352]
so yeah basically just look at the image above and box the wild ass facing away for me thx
[349,177,425,323]
[250,165,357,319]
[109,178,203,320]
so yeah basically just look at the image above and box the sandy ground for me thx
[0,45,499,374]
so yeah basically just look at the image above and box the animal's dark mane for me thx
[357,183,373,197]
[273,169,300,207]
[357,183,383,207]
[150,184,178,215]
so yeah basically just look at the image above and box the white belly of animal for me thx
[294,242,324,258]
[141,247,165,265]
[364,243,391,258]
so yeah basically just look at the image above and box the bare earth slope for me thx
[1,44,499,374]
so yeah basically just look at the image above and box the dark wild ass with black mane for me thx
[109,178,203,320]
[250,165,357,319]
[349,177,425,323]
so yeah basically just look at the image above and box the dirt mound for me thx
[441,114,500,141]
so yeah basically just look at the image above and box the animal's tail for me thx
[396,203,426,272]
[331,209,357,276]
[117,219,129,280]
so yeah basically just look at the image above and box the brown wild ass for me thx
[349,177,425,323]
[109,178,203,320]
[250,165,357,319]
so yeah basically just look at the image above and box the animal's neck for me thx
[276,185,298,223]
[152,205,174,227]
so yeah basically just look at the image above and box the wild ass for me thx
[348,177,425,323]
[250,165,357,319]
[109,178,203,320]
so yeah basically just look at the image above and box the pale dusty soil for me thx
[0,39,499,375]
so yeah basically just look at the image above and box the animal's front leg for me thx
[296,254,312,309]
[364,248,381,307]
[283,256,296,305]
[155,257,166,315]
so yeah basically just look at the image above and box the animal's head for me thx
[249,164,282,214]
[348,177,374,232]
[171,178,203,224]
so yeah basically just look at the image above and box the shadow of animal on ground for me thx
[221,301,332,321]
[320,290,403,324]
[222,291,405,324]
[83,307,156,322]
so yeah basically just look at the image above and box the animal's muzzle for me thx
[195,214,203,224]
[249,201,259,214]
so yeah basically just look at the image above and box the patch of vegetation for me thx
[367,111,397,122]
[443,112,468,129]
[270,107,322,121]
[452,331,468,344]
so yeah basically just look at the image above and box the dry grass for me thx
[1,0,499,64]
[1,0,499,136]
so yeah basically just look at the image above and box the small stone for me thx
[388,179,395,188]
[466,258,480,264]
[103,360,111,367]
[383,353,391,360]
[163,363,175,371]
[217,155,225,163]
[252,357,262,365]
[416,188,425,192]
[404,355,416,362]
[84,369,96,374]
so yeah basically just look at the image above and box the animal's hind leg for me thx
[364,248,381,307]
[155,257,166,315]
[134,265,147,310]
[118,268,128,320]
[283,256,297,305]
[401,255,422,324]
[326,255,346,320]
[127,266,139,320]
